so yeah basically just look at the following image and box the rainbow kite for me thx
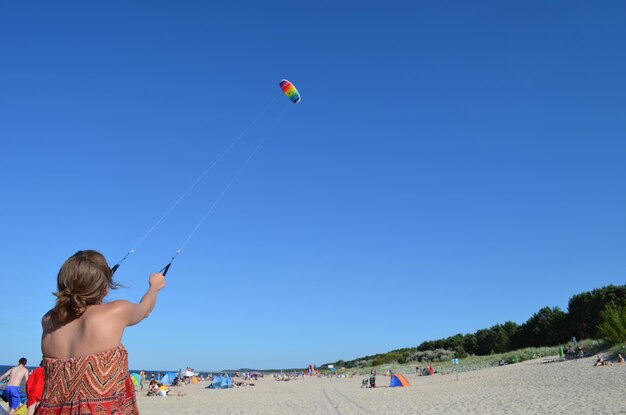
[279,79,301,104]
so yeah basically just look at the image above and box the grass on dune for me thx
[330,339,624,376]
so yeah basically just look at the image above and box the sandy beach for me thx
[135,356,625,415]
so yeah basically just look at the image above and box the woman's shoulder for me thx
[42,309,53,322]
[98,300,134,316]
[79,301,137,329]
[41,309,54,329]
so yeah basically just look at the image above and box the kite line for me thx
[110,94,280,273]
[110,79,301,275]
[159,104,291,275]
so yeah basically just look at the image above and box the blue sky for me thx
[1,1,625,371]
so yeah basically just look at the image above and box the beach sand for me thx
[135,355,625,414]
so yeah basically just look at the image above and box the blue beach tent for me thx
[159,372,177,385]
[206,375,233,389]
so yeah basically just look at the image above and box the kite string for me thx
[110,249,134,274]
[128,93,281,253]
[177,104,291,252]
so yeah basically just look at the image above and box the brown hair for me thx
[51,250,119,325]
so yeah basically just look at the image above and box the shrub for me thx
[598,304,626,345]
[408,348,455,363]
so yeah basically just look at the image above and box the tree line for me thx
[325,284,626,368]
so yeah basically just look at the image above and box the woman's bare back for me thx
[41,301,129,359]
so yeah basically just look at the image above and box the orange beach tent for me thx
[389,371,410,387]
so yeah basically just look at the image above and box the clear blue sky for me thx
[1,1,625,371]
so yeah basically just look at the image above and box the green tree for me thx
[441,334,466,356]
[598,303,626,345]
[417,340,436,351]
[475,325,511,355]
[567,285,626,340]
[491,324,513,353]
[513,307,567,348]
[462,333,477,355]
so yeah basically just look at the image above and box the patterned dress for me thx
[39,345,139,415]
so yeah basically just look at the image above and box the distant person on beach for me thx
[369,369,376,388]
[38,250,166,415]
[139,370,146,391]
[147,380,160,396]
[0,357,29,415]
[617,354,625,365]
[593,356,607,367]
[26,360,45,415]
[594,355,611,367]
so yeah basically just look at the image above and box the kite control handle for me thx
[160,262,172,276]
[110,250,134,276]
[159,250,180,276]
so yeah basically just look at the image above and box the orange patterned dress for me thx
[39,345,139,415]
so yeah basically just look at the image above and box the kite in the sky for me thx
[279,79,301,103]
